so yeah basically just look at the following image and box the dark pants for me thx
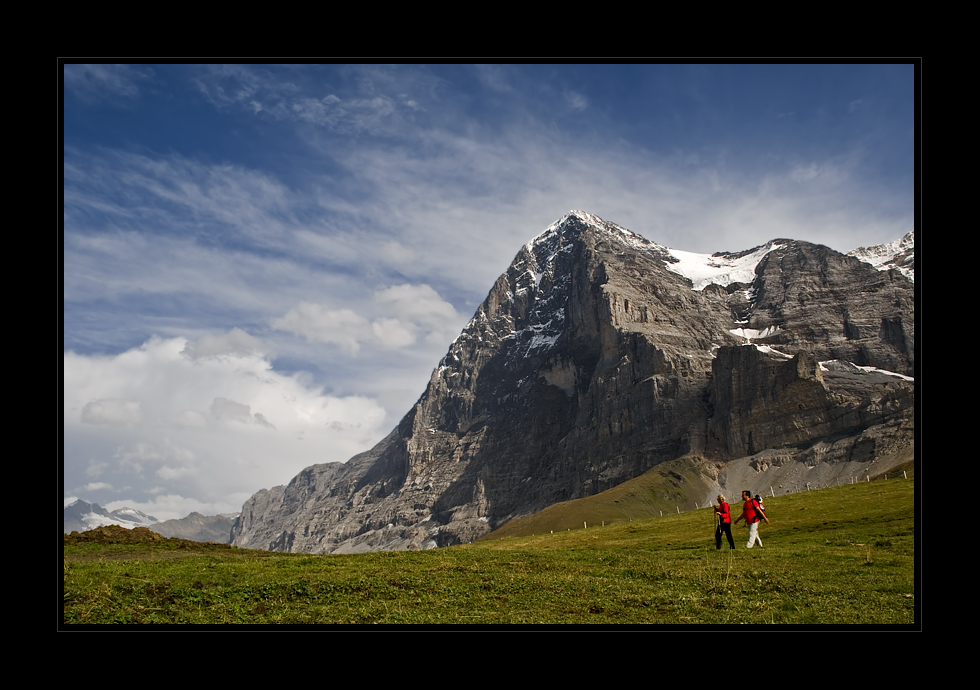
[716,522,735,549]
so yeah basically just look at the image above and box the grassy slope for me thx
[481,455,715,540]
[62,477,916,626]
[484,454,916,541]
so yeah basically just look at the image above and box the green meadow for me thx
[62,476,915,626]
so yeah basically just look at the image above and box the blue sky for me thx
[62,62,917,521]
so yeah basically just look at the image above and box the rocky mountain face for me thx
[231,211,915,554]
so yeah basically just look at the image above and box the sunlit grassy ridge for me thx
[481,455,716,540]
[62,477,915,626]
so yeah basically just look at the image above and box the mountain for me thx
[848,231,915,281]
[63,499,158,534]
[63,500,238,543]
[149,512,238,543]
[231,211,915,554]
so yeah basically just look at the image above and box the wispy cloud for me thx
[564,90,589,111]
[190,64,435,136]
[64,64,153,104]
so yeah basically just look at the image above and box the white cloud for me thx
[102,494,238,523]
[182,328,271,360]
[81,399,142,426]
[371,317,417,349]
[156,465,197,481]
[271,302,371,353]
[272,284,465,354]
[86,460,109,478]
[210,397,257,424]
[374,284,459,325]
[63,331,390,512]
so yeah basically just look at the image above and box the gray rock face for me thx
[747,240,915,376]
[707,346,914,459]
[231,211,916,554]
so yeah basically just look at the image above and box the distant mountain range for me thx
[63,499,237,543]
[63,499,158,533]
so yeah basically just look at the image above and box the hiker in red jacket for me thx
[715,494,735,549]
[734,489,769,548]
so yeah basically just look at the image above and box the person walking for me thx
[714,494,735,549]
[733,489,769,548]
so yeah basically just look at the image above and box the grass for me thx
[62,477,916,627]
[483,454,716,540]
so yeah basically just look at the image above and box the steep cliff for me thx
[231,211,915,553]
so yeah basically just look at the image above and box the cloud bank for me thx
[64,333,388,519]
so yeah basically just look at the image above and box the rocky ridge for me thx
[848,231,915,281]
[231,211,915,554]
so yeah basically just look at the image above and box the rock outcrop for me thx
[231,211,916,554]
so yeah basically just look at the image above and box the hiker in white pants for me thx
[734,490,769,548]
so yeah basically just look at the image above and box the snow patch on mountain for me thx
[665,242,785,291]
[819,359,914,381]
[731,325,782,341]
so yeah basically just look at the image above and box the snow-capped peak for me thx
[848,231,914,281]
[529,211,665,252]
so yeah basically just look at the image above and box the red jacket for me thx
[741,499,763,524]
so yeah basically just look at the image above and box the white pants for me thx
[746,521,763,549]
